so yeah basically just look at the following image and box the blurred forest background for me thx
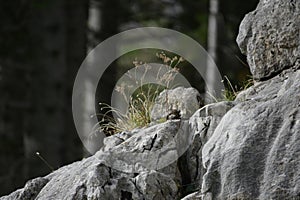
[0,0,258,196]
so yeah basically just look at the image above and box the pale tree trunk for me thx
[80,0,102,155]
[206,0,220,101]
[79,0,122,154]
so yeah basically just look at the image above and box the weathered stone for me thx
[237,0,300,80]
[179,101,236,198]
[189,101,237,145]
[102,130,136,151]
[135,170,179,199]
[202,68,300,199]
[1,121,186,200]
[199,0,300,198]
[151,87,203,121]
[98,120,190,175]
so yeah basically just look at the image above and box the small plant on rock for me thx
[222,75,254,101]
[95,52,184,136]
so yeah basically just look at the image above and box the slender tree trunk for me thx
[79,0,102,155]
[206,0,220,101]
[78,0,122,154]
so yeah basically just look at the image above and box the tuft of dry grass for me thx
[94,53,184,136]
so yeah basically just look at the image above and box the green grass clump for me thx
[222,75,254,101]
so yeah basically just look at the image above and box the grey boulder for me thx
[237,0,300,80]
[201,59,300,199]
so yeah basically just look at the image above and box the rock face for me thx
[236,0,300,80]
[202,68,300,199]
[200,0,300,198]
[1,0,300,199]
[180,101,236,197]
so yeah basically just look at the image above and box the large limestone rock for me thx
[202,68,300,199]
[237,0,300,80]
[200,0,300,199]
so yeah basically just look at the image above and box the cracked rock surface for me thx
[201,68,300,199]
